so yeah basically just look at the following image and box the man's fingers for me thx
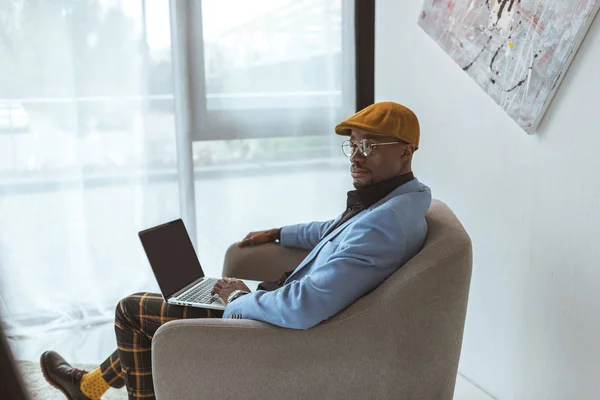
[238,236,257,247]
[212,280,225,294]
[211,285,219,295]
[238,238,255,248]
[239,229,279,248]
[238,233,255,247]
[238,232,273,248]
[212,277,238,296]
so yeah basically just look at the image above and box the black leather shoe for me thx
[40,351,92,400]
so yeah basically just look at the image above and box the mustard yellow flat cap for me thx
[335,102,420,148]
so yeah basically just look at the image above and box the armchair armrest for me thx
[152,318,370,400]
[222,242,310,281]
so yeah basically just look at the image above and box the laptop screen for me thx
[138,219,204,299]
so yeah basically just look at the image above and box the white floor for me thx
[454,373,495,400]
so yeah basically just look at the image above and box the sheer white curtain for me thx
[0,0,355,337]
[0,0,178,336]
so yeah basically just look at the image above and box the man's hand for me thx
[237,228,281,248]
[211,277,251,303]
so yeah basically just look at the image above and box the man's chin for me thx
[352,178,372,189]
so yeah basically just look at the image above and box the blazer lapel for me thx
[284,178,423,283]
[285,212,365,282]
[319,214,343,240]
[367,178,421,211]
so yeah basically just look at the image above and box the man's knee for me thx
[115,292,148,322]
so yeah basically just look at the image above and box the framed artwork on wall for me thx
[418,0,600,133]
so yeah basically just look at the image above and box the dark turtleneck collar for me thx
[347,172,415,210]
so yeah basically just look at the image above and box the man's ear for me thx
[403,145,416,159]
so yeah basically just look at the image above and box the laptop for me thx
[138,219,260,311]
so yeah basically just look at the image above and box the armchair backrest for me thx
[220,199,472,398]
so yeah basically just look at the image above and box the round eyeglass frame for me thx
[341,139,405,158]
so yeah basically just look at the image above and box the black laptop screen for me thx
[138,219,204,299]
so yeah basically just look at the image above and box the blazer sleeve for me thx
[223,208,412,329]
[279,219,337,250]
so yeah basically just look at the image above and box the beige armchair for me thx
[152,200,472,400]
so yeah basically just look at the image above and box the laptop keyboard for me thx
[178,278,220,304]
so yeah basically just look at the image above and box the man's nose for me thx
[350,148,365,162]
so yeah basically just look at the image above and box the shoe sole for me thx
[39,352,75,400]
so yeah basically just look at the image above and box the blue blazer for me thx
[223,178,432,329]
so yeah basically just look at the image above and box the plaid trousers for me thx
[99,292,223,400]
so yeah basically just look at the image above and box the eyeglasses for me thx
[341,139,405,158]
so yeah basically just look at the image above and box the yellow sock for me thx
[80,368,110,400]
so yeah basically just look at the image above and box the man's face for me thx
[349,129,413,189]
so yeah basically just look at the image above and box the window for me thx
[182,0,356,140]
[0,0,373,350]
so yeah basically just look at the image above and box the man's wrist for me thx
[227,290,249,304]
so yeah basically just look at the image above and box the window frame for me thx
[173,0,374,142]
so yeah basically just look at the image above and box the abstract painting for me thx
[418,0,600,133]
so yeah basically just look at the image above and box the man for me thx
[40,102,432,400]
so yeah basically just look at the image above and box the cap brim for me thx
[335,122,389,138]
[334,124,351,136]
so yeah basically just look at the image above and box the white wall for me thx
[376,1,600,399]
